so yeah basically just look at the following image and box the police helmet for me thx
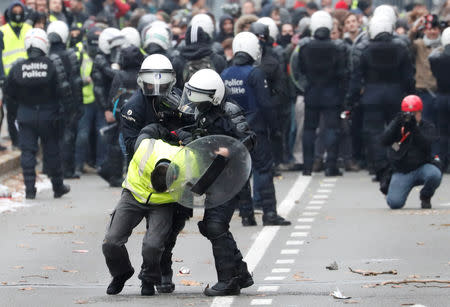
[137,54,176,96]
[250,22,270,42]
[232,32,261,63]
[25,28,50,55]
[373,5,397,26]
[309,11,333,36]
[143,25,171,50]
[441,27,450,46]
[369,15,393,39]
[180,69,225,114]
[121,27,141,48]
[47,20,69,44]
[257,17,279,42]
[190,13,215,39]
[98,27,126,55]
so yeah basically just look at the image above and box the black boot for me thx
[109,177,124,188]
[420,195,432,209]
[241,215,257,227]
[238,262,254,289]
[25,187,36,200]
[141,281,155,296]
[156,272,175,294]
[263,212,291,226]
[312,158,324,172]
[344,160,360,172]
[204,277,240,296]
[324,167,342,177]
[54,184,70,198]
[106,269,134,295]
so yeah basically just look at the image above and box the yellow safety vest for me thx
[123,139,181,204]
[79,48,95,105]
[0,23,32,76]
[49,14,58,22]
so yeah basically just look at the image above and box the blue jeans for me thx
[386,164,442,209]
[74,103,106,168]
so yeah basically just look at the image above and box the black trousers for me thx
[102,189,174,284]
[18,107,63,191]
[437,93,450,168]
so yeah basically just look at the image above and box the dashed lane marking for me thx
[286,240,304,245]
[276,259,295,264]
[257,286,280,292]
[312,194,328,199]
[294,225,311,229]
[323,178,337,182]
[250,299,273,305]
[297,218,314,222]
[305,206,321,210]
[271,268,291,273]
[302,212,319,216]
[280,249,299,255]
[317,189,332,193]
[320,183,335,188]
[290,232,308,237]
[264,276,285,281]
[308,200,325,204]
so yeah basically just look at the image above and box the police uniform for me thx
[296,35,350,175]
[429,46,450,171]
[221,56,282,221]
[348,33,415,177]
[102,137,180,285]
[4,53,67,196]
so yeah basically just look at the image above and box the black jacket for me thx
[92,52,117,111]
[381,115,437,173]
[429,45,450,94]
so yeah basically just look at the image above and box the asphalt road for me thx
[0,171,449,307]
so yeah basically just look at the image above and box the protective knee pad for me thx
[197,220,229,240]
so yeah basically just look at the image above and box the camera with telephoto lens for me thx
[402,112,414,123]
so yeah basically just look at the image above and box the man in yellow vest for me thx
[0,1,33,147]
[102,123,189,297]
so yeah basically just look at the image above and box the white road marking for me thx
[210,176,311,307]
[276,259,295,264]
[286,240,304,245]
[264,276,285,281]
[281,249,299,254]
[302,212,319,216]
[320,183,335,188]
[257,286,279,292]
[294,225,311,229]
[323,178,337,182]
[317,189,332,193]
[305,206,321,210]
[272,268,291,273]
[251,299,273,305]
[313,194,328,199]
[308,200,325,205]
[291,232,308,237]
[297,218,314,223]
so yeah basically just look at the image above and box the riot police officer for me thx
[347,14,415,180]
[294,11,350,176]
[47,20,83,179]
[4,28,70,199]
[179,69,254,296]
[221,31,291,226]
[429,27,450,173]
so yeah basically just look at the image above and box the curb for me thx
[0,150,21,175]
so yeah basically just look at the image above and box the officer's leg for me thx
[351,103,364,163]
[437,95,449,170]
[302,106,320,173]
[313,115,326,170]
[19,122,38,197]
[94,105,107,166]
[75,104,95,172]
[200,202,244,295]
[252,133,275,213]
[237,180,256,226]
[102,190,146,289]
[322,106,341,175]
[5,98,19,147]
[386,171,415,209]
[61,113,78,178]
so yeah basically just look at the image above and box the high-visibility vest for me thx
[49,14,58,22]
[123,139,181,204]
[78,46,95,105]
[0,23,32,76]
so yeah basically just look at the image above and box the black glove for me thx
[403,113,417,131]
[139,123,170,140]
[172,129,192,146]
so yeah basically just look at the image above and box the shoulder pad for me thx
[223,100,244,115]
[392,35,409,48]
[428,46,443,59]
[298,37,311,48]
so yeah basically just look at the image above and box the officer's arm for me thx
[337,41,351,96]
[92,55,109,111]
[225,102,256,151]
[121,101,144,156]
[68,50,83,108]
[400,48,415,95]
[346,44,364,108]
[108,74,122,113]
[3,67,17,104]
[134,124,171,151]
[248,68,277,126]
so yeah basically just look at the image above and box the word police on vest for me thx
[22,62,48,78]
[224,78,246,95]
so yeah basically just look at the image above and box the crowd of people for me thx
[1,0,449,298]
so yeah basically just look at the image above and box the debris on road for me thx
[349,267,397,276]
[0,184,12,198]
[18,287,34,291]
[416,242,425,246]
[72,250,89,254]
[326,261,339,270]
[21,275,48,279]
[364,279,450,288]
[178,266,190,275]
[330,287,351,299]
[180,280,201,286]
[42,266,57,270]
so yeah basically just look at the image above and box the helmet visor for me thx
[179,84,216,114]
[139,69,175,96]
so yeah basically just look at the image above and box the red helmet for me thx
[401,95,423,112]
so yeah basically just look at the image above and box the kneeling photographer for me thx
[381,95,442,209]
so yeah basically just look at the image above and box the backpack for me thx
[182,56,215,83]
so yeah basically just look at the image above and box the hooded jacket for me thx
[234,14,258,36]
[215,14,234,43]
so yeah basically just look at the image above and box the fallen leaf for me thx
[318,236,328,239]
[74,225,85,230]
[349,267,397,276]
[1,282,7,285]
[72,241,85,245]
[75,300,88,304]
[18,287,33,291]
[62,269,78,273]
[42,266,57,270]
[326,261,339,270]
[21,275,48,279]
[13,266,24,269]
[440,224,450,227]
[392,285,403,288]
[295,200,300,204]
[173,258,183,263]
[180,280,201,286]
[416,242,425,246]
[18,244,30,248]
[72,250,89,254]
